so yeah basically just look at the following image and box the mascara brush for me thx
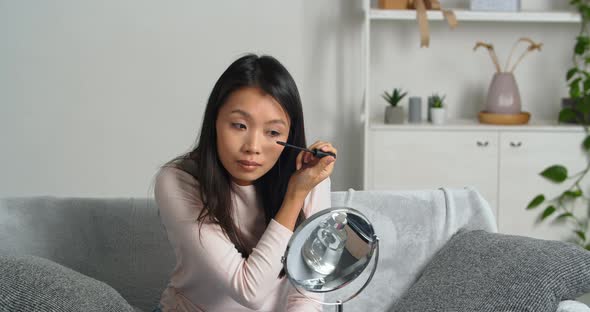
[276,141,336,159]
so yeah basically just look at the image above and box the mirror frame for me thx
[282,207,380,306]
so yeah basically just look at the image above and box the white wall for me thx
[0,0,579,197]
[0,0,309,197]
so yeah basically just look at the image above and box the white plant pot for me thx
[430,108,446,125]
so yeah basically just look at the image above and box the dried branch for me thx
[474,42,502,73]
[507,37,543,73]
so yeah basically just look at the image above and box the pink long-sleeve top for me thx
[154,165,330,311]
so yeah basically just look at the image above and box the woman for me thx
[154,54,337,311]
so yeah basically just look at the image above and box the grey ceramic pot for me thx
[485,72,521,114]
[385,106,404,124]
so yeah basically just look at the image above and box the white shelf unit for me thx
[361,1,588,241]
[369,118,583,132]
[361,0,583,189]
[369,9,581,23]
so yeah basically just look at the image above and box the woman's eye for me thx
[231,123,246,130]
[268,130,281,137]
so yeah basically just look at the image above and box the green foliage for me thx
[541,206,557,220]
[564,0,590,124]
[382,88,407,107]
[526,194,545,209]
[540,165,568,183]
[430,93,446,108]
[528,0,590,248]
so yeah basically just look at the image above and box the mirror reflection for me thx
[284,208,376,293]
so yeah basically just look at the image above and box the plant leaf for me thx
[540,165,568,183]
[585,244,590,251]
[526,194,545,209]
[567,68,578,81]
[541,206,556,220]
[577,96,590,114]
[576,230,587,242]
[570,77,582,88]
[571,84,581,98]
[576,42,585,55]
[576,36,590,55]
[559,108,578,123]
[583,135,590,150]
[556,212,574,220]
[564,189,582,198]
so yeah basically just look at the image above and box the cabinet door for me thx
[498,131,587,240]
[368,130,499,217]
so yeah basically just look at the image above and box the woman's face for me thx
[215,87,290,186]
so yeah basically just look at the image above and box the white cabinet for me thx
[365,121,586,240]
[498,131,587,240]
[368,130,499,216]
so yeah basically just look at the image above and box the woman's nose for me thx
[242,132,261,154]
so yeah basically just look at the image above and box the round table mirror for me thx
[283,207,379,311]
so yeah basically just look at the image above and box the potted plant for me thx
[383,88,407,124]
[430,93,446,125]
[526,0,590,250]
[473,38,542,116]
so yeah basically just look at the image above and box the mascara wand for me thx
[276,141,336,159]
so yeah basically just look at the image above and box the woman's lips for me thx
[237,160,261,171]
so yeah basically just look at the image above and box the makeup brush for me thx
[276,141,336,159]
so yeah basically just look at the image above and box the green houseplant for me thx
[430,93,446,124]
[383,88,407,124]
[526,0,590,250]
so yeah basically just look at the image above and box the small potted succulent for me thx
[430,93,446,125]
[383,88,407,124]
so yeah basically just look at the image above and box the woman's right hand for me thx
[287,141,337,196]
[275,142,336,230]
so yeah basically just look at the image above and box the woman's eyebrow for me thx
[266,119,287,126]
[230,109,287,126]
[230,109,251,118]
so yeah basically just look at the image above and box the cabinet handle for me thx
[510,142,522,147]
[476,141,489,147]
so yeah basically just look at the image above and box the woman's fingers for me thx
[288,140,338,194]
[304,141,337,176]
[295,150,305,170]
[297,140,338,172]
[308,141,337,160]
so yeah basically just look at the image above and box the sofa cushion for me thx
[0,197,175,311]
[0,254,136,312]
[391,230,590,312]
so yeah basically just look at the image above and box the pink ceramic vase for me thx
[485,72,521,114]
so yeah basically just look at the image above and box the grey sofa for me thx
[0,188,588,312]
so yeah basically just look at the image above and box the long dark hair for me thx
[165,54,306,258]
